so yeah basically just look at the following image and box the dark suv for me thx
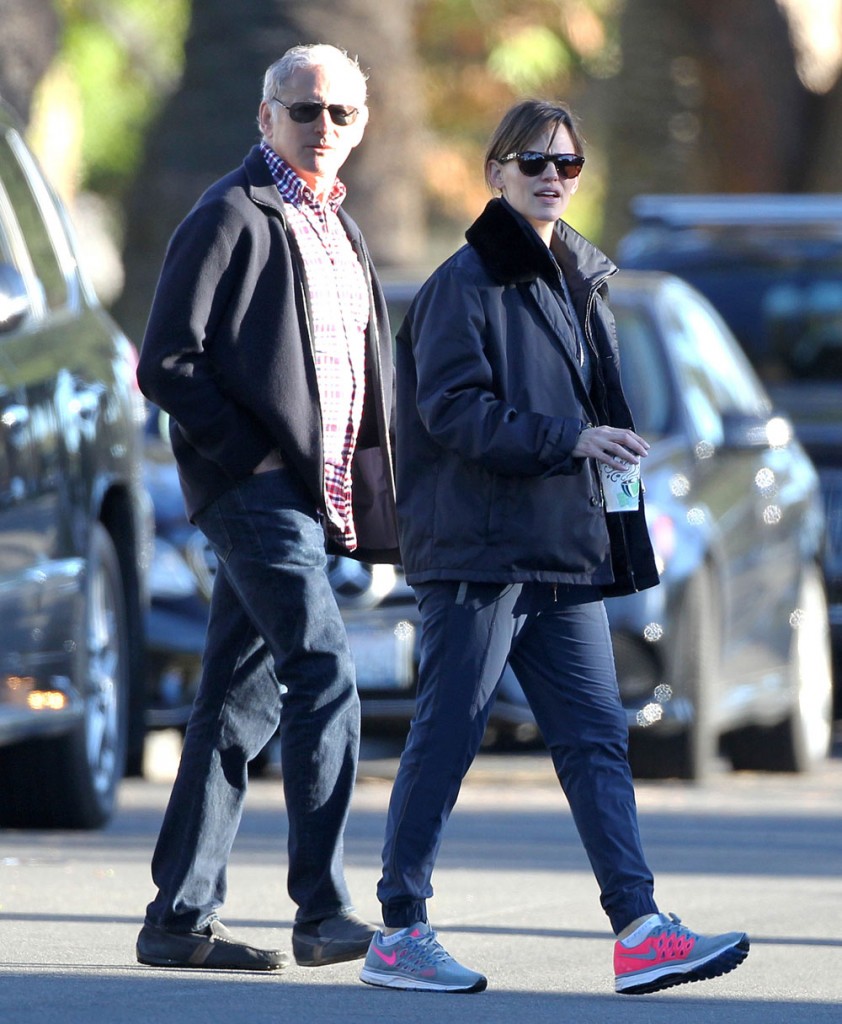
[0,104,150,829]
[617,194,842,700]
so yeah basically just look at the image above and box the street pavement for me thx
[1,734,840,1024]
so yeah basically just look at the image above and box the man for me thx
[135,43,399,973]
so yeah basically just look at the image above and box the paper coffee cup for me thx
[599,459,640,513]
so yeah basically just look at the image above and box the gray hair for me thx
[261,44,368,105]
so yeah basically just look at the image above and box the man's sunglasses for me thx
[272,98,359,126]
[500,151,585,179]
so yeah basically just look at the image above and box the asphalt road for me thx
[1,734,841,1024]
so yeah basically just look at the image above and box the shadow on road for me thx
[0,973,839,1024]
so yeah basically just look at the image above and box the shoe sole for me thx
[137,952,286,971]
[615,935,750,995]
[360,966,487,993]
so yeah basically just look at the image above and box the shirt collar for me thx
[259,141,347,212]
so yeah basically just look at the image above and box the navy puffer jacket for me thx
[395,198,658,596]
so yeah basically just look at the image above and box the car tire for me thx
[628,567,718,782]
[0,524,129,828]
[724,564,833,773]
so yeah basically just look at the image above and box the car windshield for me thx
[612,302,674,439]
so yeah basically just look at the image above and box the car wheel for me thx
[724,564,833,773]
[0,524,129,828]
[628,567,718,782]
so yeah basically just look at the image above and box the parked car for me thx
[603,271,831,778]
[143,273,833,779]
[0,103,151,829]
[143,405,209,732]
[616,194,842,710]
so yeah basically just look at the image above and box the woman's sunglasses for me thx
[272,98,359,126]
[500,151,585,179]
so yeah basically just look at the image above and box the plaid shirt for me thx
[261,143,368,549]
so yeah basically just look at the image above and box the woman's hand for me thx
[572,425,649,468]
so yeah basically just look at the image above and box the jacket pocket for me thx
[432,458,502,552]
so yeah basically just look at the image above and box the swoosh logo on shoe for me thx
[373,947,398,966]
[621,949,659,961]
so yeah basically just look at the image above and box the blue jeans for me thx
[145,469,360,932]
[377,581,658,935]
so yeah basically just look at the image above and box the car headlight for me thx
[328,556,397,609]
[149,536,199,599]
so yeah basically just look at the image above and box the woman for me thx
[359,100,750,996]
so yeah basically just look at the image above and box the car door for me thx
[0,154,43,718]
[0,125,78,704]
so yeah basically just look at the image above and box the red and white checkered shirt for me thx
[261,143,368,549]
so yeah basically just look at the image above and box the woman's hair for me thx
[261,44,368,105]
[484,99,584,187]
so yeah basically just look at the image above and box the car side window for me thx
[0,131,68,312]
[764,279,842,381]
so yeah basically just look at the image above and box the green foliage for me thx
[488,26,572,94]
[56,0,189,196]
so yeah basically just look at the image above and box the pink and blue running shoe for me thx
[614,913,750,995]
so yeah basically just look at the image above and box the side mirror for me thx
[0,263,31,333]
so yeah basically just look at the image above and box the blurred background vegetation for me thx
[1,0,841,341]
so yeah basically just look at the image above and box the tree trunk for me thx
[0,0,60,122]
[115,0,424,341]
[809,71,842,191]
[600,0,829,252]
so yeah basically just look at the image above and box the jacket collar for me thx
[242,144,363,247]
[244,144,288,218]
[465,197,616,294]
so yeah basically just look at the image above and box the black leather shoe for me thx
[292,912,377,967]
[136,919,288,971]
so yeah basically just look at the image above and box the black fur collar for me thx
[465,197,616,294]
[465,198,556,285]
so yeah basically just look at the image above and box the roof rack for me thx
[630,194,842,227]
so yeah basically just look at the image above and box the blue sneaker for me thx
[614,913,750,995]
[360,922,487,993]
